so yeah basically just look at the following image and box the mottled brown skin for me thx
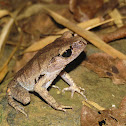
[7,31,87,116]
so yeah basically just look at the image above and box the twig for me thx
[99,25,126,43]
[43,7,126,59]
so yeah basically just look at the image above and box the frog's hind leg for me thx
[7,83,30,117]
[34,77,72,111]
[34,86,72,111]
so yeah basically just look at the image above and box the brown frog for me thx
[7,31,87,116]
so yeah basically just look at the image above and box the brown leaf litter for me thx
[81,96,126,126]
[69,0,119,22]
[82,53,126,84]
[69,0,104,22]
[98,25,126,43]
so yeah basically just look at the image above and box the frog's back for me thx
[8,32,83,91]
[8,35,71,91]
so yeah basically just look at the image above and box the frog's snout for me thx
[72,39,87,49]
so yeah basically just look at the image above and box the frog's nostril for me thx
[80,40,87,45]
[78,40,87,46]
[84,41,87,45]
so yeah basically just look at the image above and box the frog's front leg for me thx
[34,78,72,111]
[60,71,87,99]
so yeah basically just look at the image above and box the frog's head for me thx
[47,31,87,72]
[59,31,87,60]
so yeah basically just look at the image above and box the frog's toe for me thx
[52,85,61,91]
[56,105,72,111]
[15,105,28,117]
[62,86,87,100]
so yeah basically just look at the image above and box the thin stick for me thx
[43,7,126,59]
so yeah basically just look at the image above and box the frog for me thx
[7,31,87,116]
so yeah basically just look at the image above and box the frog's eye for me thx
[62,48,72,57]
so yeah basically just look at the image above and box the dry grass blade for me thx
[86,17,126,30]
[0,18,15,59]
[43,7,126,60]
[0,10,10,18]
[0,34,22,83]
[24,17,102,53]
[0,65,8,82]
[82,100,105,111]
[85,18,113,30]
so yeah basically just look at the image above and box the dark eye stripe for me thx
[62,49,72,57]
[112,66,119,74]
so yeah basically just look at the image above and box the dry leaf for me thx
[69,0,103,22]
[82,53,126,84]
[69,0,119,22]
[81,96,126,126]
